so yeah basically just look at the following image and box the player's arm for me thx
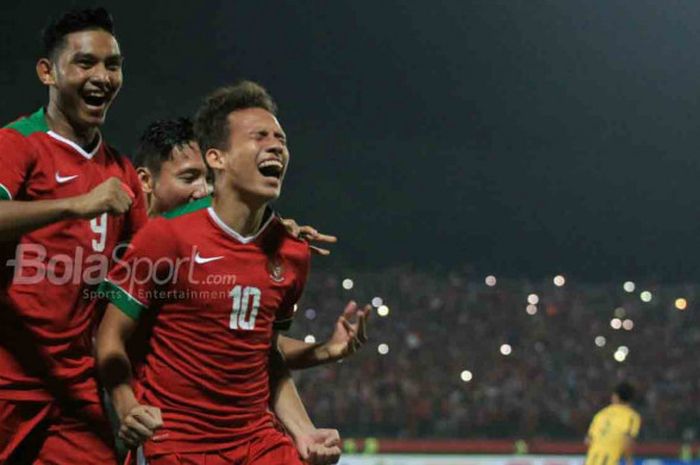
[280,217,337,256]
[280,301,371,369]
[0,177,134,241]
[269,332,342,465]
[95,304,163,449]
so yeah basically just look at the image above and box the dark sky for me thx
[3,1,700,281]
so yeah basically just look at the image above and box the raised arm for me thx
[95,303,162,449]
[0,177,134,240]
[280,301,370,369]
[269,333,341,465]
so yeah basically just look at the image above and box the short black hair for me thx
[614,382,635,402]
[42,7,115,58]
[134,118,196,175]
[194,80,277,154]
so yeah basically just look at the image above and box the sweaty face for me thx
[151,142,209,215]
[219,108,289,203]
[50,29,123,129]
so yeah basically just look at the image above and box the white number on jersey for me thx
[90,213,108,252]
[229,285,261,330]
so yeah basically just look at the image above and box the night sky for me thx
[3,1,700,281]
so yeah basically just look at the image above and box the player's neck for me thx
[45,102,100,151]
[211,192,267,238]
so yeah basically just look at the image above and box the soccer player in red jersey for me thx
[0,8,146,464]
[132,117,369,366]
[96,82,348,465]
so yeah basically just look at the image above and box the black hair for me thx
[614,382,635,402]
[194,80,277,154]
[134,118,196,175]
[42,7,115,58]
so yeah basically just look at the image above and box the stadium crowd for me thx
[289,267,700,441]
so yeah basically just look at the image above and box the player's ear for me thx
[36,58,56,86]
[205,148,225,171]
[137,167,154,194]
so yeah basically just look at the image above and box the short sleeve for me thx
[0,130,36,200]
[100,218,176,320]
[273,245,310,331]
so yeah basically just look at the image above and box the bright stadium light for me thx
[618,345,629,356]
[622,319,634,331]
[595,336,606,347]
[304,335,316,344]
[371,296,383,308]
[526,304,538,315]
[614,350,627,363]
[500,344,512,356]
[460,370,473,382]
[293,304,298,313]
[675,298,688,311]
[623,281,636,293]
[527,294,539,305]
[614,307,626,318]
[377,305,390,317]
[342,278,354,290]
[610,318,622,330]
[640,291,652,303]
[553,275,566,287]
[485,275,497,287]
[377,343,389,355]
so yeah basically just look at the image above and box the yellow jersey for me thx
[585,403,641,465]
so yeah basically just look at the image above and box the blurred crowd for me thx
[288,267,700,441]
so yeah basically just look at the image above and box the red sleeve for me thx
[101,218,176,319]
[274,244,310,331]
[0,129,36,200]
[120,157,148,241]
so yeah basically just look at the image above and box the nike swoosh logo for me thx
[194,253,224,264]
[55,172,79,184]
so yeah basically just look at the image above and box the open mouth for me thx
[257,159,284,179]
[82,93,109,108]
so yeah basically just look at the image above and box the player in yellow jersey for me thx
[585,382,642,465]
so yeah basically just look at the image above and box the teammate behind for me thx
[133,117,369,367]
[97,81,346,464]
[585,382,641,465]
[0,7,145,464]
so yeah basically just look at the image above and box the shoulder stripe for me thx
[4,108,49,137]
[99,280,147,320]
[162,195,212,219]
[0,183,12,200]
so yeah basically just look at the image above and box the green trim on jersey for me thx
[4,108,49,136]
[99,280,146,320]
[161,195,212,219]
[0,184,12,201]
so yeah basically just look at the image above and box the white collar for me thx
[206,207,275,244]
[47,131,102,160]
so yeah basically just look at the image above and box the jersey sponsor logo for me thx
[267,256,285,283]
[55,172,79,184]
[194,252,224,264]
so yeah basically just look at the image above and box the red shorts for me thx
[0,399,117,465]
[132,427,303,465]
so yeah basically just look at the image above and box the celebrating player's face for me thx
[219,108,289,202]
[43,30,123,129]
[147,142,209,215]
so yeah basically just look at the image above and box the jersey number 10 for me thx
[229,285,261,330]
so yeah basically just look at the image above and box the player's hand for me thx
[71,177,134,219]
[322,301,371,361]
[281,218,337,256]
[294,428,342,465]
[118,404,163,449]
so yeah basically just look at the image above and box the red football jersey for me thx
[102,201,310,455]
[0,108,148,402]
